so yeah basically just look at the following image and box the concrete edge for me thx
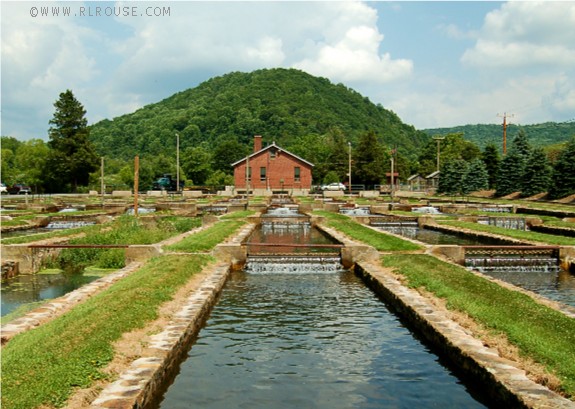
[355,261,575,409]
[90,262,231,409]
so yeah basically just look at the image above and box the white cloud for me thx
[462,1,575,68]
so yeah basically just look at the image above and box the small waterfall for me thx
[46,221,96,229]
[201,206,228,214]
[464,246,560,273]
[125,207,156,215]
[245,255,344,274]
[264,206,302,217]
[479,207,511,213]
[339,207,371,216]
[412,206,441,214]
[487,217,526,230]
[466,257,561,273]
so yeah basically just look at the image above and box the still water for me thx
[1,272,100,317]
[157,269,488,409]
[480,269,575,309]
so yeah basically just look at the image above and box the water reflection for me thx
[1,272,99,317]
[157,271,487,409]
[479,269,575,308]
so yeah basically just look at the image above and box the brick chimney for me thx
[253,135,262,153]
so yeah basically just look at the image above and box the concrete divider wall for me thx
[355,262,575,409]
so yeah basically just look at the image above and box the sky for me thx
[2,0,575,141]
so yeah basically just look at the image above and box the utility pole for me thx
[134,156,139,217]
[348,142,352,195]
[175,133,180,193]
[390,145,397,199]
[100,157,105,206]
[497,112,514,155]
[432,136,445,172]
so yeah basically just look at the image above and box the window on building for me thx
[260,167,266,181]
[294,166,301,182]
[270,149,276,159]
[245,166,252,181]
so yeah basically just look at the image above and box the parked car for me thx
[0,183,7,194]
[321,182,346,191]
[7,183,32,194]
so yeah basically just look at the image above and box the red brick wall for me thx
[234,150,312,189]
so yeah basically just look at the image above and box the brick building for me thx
[232,135,314,193]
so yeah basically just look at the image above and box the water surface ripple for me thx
[158,270,487,408]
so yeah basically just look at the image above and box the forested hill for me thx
[423,122,575,151]
[89,68,428,161]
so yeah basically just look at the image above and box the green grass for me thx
[439,220,575,245]
[45,216,202,270]
[164,219,246,252]
[1,223,105,245]
[382,254,575,397]
[1,254,212,409]
[313,210,422,251]
[220,210,255,219]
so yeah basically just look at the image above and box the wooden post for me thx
[134,156,139,217]
[100,157,105,206]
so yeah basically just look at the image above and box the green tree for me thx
[45,90,98,192]
[181,145,213,185]
[495,150,525,197]
[481,143,500,189]
[417,133,481,177]
[495,129,534,197]
[212,137,250,174]
[205,170,234,188]
[521,147,552,197]
[438,159,468,196]
[353,131,387,187]
[548,137,575,199]
[13,139,50,193]
[463,159,489,195]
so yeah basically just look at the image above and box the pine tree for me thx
[548,137,575,199]
[521,147,552,197]
[481,143,500,189]
[463,159,489,195]
[354,131,387,187]
[438,159,468,196]
[495,150,525,197]
[45,90,98,192]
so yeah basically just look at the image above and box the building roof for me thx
[407,174,423,181]
[231,142,314,168]
[426,170,440,178]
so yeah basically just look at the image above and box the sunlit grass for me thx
[382,254,575,397]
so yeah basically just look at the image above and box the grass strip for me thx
[313,210,422,251]
[382,254,575,397]
[1,223,104,245]
[1,254,212,409]
[439,220,575,245]
[220,210,256,220]
[164,219,246,252]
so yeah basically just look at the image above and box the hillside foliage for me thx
[89,68,428,166]
[424,122,575,152]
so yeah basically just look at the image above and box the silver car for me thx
[321,183,346,191]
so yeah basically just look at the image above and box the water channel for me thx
[156,219,489,408]
[374,222,575,308]
[157,268,488,409]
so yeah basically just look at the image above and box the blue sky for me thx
[2,1,574,141]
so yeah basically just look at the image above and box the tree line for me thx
[2,88,574,200]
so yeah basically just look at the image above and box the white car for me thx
[321,182,346,191]
[0,183,7,194]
